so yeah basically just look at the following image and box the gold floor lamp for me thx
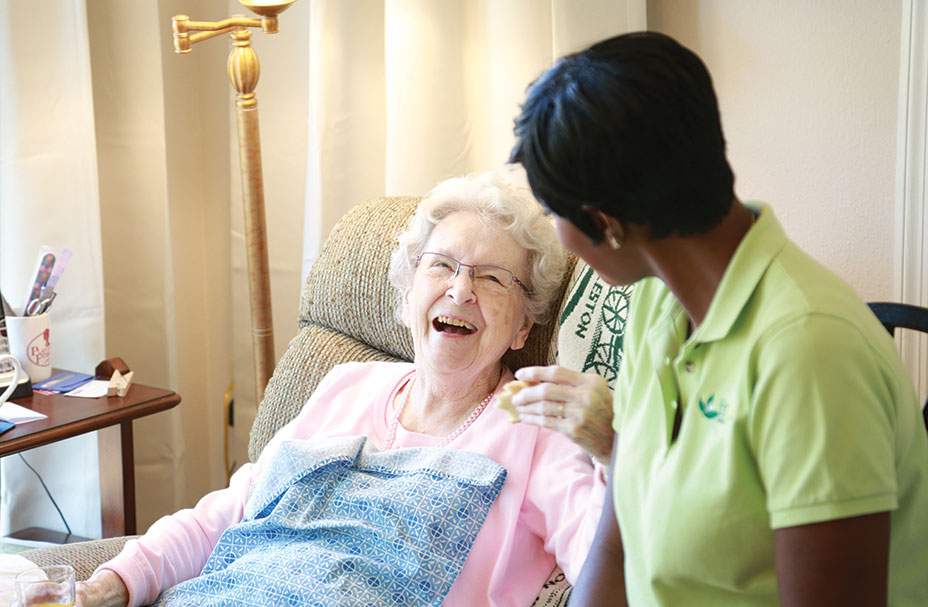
[170,0,295,406]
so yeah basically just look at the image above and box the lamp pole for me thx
[171,0,295,404]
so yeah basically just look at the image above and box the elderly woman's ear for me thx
[509,315,534,351]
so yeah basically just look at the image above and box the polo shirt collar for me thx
[688,203,787,344]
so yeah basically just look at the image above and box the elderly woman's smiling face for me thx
[404,211,533,377]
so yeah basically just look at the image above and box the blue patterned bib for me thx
[154,436,506,606]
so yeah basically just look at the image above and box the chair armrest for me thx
[20,536,134,581]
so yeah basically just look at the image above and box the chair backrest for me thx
[867,302,928,432]
[249,196,576,461]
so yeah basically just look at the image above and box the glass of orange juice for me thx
[15,564,75,606]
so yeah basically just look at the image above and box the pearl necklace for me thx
[382,373,498,450]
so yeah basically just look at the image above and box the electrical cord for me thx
[17,452,72,536]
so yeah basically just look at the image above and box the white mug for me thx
[0,353,24,405]
[6,313,51,382]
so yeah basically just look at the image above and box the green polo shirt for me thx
[611,204,928,606]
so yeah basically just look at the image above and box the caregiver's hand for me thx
[76,569,129,607]
[513,366,614,465]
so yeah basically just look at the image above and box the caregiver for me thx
[510,31,928,607]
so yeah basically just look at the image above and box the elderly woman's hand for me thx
[76,569,129,607]
[512,365,614,465]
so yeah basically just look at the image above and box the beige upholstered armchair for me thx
[23,196,583,605]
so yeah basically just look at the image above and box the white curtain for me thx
[87,0,233,532]
[1,0,233,537]
[0,0,104,538]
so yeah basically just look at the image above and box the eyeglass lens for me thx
[419,252,518,293]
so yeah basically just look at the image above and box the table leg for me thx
[98,421,136,537]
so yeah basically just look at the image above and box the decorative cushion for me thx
[556,261,634,388]
[531,568,572,606]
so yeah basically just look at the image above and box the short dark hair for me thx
[510,32,735,241]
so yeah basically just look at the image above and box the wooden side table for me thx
[2,375,181,541]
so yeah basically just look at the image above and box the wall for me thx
[649,0,901,301]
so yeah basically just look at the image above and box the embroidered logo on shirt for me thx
[698,394,728,423]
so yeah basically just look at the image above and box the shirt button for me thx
[684,361,695,373]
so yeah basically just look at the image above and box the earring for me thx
[604,229,623,251]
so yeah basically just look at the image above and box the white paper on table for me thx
[0,402,47,423]
[64,380,110,398]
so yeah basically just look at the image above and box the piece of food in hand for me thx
[496,380,529,423]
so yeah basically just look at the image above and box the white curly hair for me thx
[388,165,568,325]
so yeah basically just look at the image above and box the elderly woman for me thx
[77,168,611,607]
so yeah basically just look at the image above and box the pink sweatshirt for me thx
[99,361,606,606]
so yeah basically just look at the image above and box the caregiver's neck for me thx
[403,364,503,435]
[644,200,754,331]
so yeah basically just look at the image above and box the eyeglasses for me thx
[416,252,530,295]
